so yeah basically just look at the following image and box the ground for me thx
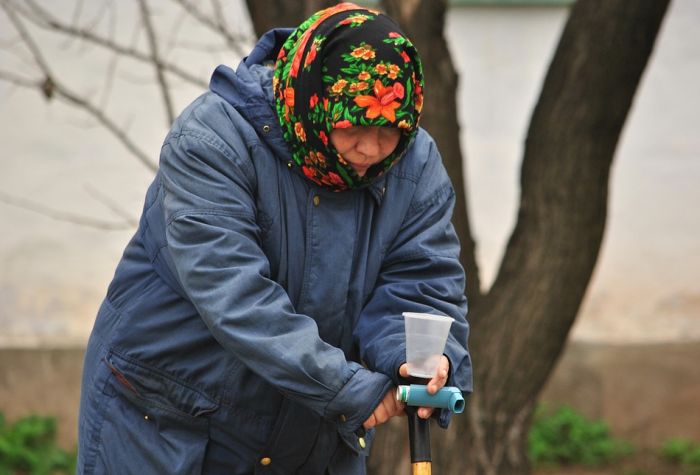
[534,450,683,475]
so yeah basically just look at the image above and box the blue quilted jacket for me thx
[77,29,472,475]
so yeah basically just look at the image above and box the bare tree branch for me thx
[16,0,207,88]
[57,84,159,172]
[0,190,134,230]
[83,183,139,227]
[97,48,120,110]
[138,0,175,125]
[69,0,85,30]
[170,0,250,57]
[164,8,188,53]
[168,40,232,54]
[0,34,23,48]
[0,1,158,171]
[0,70,38,88]
[1,1,52,75]
[210,0,227,32]
[0,79,157,173]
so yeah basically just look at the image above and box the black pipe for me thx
[407,408,431,463]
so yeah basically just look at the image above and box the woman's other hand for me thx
[362,387,406,430]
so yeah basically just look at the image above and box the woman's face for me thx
[330,126,401,177]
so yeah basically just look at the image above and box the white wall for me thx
[447,0,700,342]
[0,1,697,346]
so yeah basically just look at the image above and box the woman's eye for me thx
[380,128,400,139]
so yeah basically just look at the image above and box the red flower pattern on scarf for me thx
[353,80,404,122]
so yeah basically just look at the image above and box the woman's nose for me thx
[356,129,381,156]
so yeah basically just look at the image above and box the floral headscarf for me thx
[273,2,424,191]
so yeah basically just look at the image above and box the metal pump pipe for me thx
[399,385,465,474]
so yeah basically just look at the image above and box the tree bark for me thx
[245,0,338,38]
[381,0,482,303]
[467,1,669,474]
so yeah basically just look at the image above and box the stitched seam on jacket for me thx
[406,182,453,218]
[166,209,255,227]
[383,250,456,267]
[170,130,228,156]
[167,130,256,181]
[389,168,421,184]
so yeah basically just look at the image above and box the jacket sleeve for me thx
[354,139,472,428]
[159,127,392,435]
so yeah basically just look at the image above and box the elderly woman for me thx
[77,3,471,474]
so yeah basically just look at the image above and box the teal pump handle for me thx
[397,385,465,414]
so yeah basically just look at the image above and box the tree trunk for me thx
[467,1,669,473]
[381,0,482,302]
[245,0,337,37]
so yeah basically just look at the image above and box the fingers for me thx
[363,389,406,429]
[373,396,391,424]
[421,356,449,418]
[392,358,452,423]
[399,357,450,391]
[363,413,377,429]
[427,356,450,394]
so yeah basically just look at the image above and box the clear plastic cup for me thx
[403,312,454,378]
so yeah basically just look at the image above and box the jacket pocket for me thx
[91,352,219,474]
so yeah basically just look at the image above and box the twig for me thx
[209,0,227,35]
[0,70,38,88]
[170,39,231,53]
[0,34,23,48]
[170,0,250,57]
[138,0,175,126]
[1,1,52,76]
[57,83,158,172]
[84,0,112,33]
[83,183,139,226]
[69,0,85,30]
[17,0,207,88]
[0,190,134,231]
[0,2,158,171]
[164,8,188,53]
[98,47,120,111]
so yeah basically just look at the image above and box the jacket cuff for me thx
[444,332,473,392]
[387,343,407,386]
[324,364,393,456]
[436,333,472,428]
[324,364,393,434]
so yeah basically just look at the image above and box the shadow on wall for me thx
[0,341,699,449]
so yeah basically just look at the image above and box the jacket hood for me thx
[209,29,294,161]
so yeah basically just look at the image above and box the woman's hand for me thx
[363,387,406,430]
[398,356,450,419]
[361,355,450,429]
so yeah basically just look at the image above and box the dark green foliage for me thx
[0,412,76,475]
[660,438,700,475]
[528,405,634,467]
